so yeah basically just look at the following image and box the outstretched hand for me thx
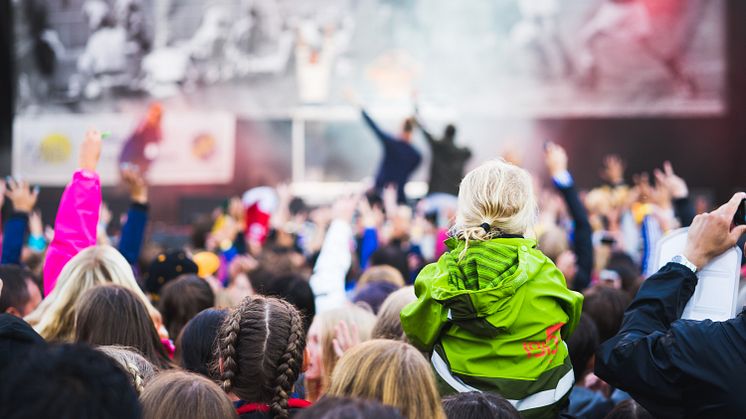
[5,177,39,213]
[333,320,361,357]
[120,164,148,204]
[653,161,688,199]
[544,142,568,177]
[79,129,102,172]
[683,192,746,269]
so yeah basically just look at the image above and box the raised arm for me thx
[309,195,358,313]
[545,143,593,291]
[361,109,395,145]
[654,161,695,227]
[1,179,39,265]
[43,130,102,295]
[595,193,746,414]
[117,164,149,265]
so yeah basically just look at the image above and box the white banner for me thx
[13,112,236,186]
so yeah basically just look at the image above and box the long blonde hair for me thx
[328,339,446,419]
[25,245,160,342]
[454,159,537,257]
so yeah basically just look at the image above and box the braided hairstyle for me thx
[213,295,306,419]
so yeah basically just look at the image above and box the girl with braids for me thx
[400,160,583,419]
[213,295,310,419]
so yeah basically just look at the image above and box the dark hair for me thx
[264,274,316,334]
[442,392,520,419]
[370,246,410,284]
[160,274,215,340]
[296,397,405,419]
[75,285,172,369]
[214,295,306,419]
[606,251,642,297]
[582,285,631,342]
[604,400,654,419]
[402,118,415,134]
[0,343,141,419]
[179,308,228,377]
[444,124,456,139]
[567,314,600,382]
[0,265,39,315]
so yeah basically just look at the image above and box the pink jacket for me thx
[43,169,101,295]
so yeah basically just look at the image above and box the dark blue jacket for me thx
[595,262,746,418]
[1,213,28,265]
[362,110,421,203]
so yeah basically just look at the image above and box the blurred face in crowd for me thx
[305,319,323,380]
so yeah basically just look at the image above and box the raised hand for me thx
[600,155,625,185]
[544,142,568,177]
[332,194,361,224]
[653,161,688,199]
[5,177,39,213]
[333,320,361,357]
[683,192,746,269]
[79,129,102,172]
[120,163,148,204]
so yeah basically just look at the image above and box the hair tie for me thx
[480,223,491,233]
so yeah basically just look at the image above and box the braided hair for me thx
[213,295,306,419]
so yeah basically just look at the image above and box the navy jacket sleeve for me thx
[672,197,695,227]
[554,181,593,291]
[1,212,29,265]
[595,263,696,418]
[362,109,395,145]
[118,203,148,265]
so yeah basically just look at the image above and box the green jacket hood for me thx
[434,237,551,332]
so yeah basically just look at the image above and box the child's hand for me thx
[80,129,102,172]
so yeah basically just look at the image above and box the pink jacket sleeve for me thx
[43,169,101,295]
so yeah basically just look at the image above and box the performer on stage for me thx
[414,114,471,197]
[352,100,421,203]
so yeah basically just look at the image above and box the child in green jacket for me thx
[401,159,583,419]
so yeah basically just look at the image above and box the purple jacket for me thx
[43,170,101,295]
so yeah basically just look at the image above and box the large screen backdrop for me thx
[12,0,726,186]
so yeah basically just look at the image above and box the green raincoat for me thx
[401,237,583,419]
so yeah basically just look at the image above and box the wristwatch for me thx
[671,255,698,273]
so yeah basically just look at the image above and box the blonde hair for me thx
[356,265,405,289]
[98,345,158,395]
[140,370,237,419]
[454,159,537,257]
[371,286,416,341]
[25,245,160,342]
[328,339,446,419]
[308,304,377,400]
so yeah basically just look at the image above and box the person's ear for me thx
[302,347,310,373]
[5,306,21,318]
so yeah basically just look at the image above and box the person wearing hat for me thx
[143,250,198,302]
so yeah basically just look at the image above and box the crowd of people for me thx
[0,124,745,419]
